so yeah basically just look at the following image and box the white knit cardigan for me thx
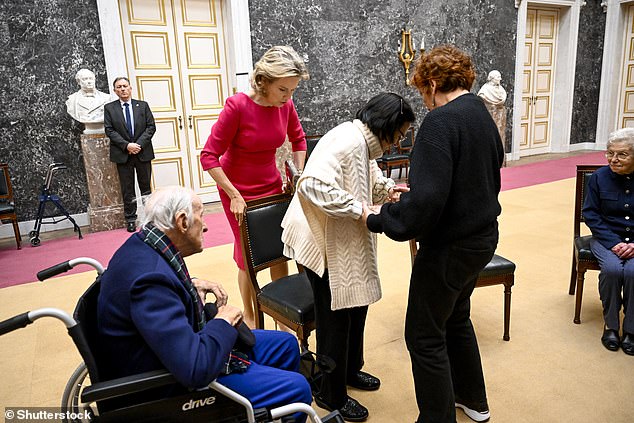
[281,119,395,310]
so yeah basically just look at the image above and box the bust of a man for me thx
[66,69,112,132]
[477,70,507,106]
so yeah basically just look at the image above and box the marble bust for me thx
[477,70,507,106]
[66,68,112,133]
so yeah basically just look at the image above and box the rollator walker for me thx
[0,258,343,423]
[29,163,82,246]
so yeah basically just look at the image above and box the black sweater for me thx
[367,93,503,244]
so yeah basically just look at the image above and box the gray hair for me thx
[141,186,195,231]
[250,46,309,95]
[608,128,634,150]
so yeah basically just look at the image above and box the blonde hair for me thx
[251,46,309,94]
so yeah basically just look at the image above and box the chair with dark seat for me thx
[240,192,315,352]
[376,127,414,179]
[409,240,516,341]
[569,164,602,324]
[0,163,21,249]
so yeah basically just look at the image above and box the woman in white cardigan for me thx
[282,93,415,421]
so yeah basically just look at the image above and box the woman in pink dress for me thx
[200,46,309,328]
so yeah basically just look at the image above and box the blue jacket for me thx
[97,233,238,389]
[583,165,634,249]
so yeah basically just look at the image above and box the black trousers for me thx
[116,155,152,223]
[306,268,368,408]
[406,224,497,423]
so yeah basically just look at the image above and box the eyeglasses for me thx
[395,128,407,145]
[606,151,632,160]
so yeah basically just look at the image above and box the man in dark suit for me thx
[104,77,156,232]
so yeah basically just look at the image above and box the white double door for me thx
[118,0,231,203]
[520,7,558,155]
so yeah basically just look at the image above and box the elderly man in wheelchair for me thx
[93,185,325,422]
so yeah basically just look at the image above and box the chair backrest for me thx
[71,279,104,384]
[0,163,13,200]
[574,164,602,238]
[305,135,322,161]
[240,193,293,282]
[399,127,415,153]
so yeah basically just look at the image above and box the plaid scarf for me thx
[140,223,206,331]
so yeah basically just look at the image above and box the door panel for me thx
[618,5,634,129]
[119,0,229,203]
[521,8,558,154]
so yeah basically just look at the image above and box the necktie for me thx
[124,102,133,138]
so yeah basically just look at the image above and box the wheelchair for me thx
[0,258,343,423]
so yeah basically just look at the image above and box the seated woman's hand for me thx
[388,185,410,203]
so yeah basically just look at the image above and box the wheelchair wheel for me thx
[61,363,96,422]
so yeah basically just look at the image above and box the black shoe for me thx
[314,394,368,422]
[601,328,620,351]
[126,222,136,233]
[347,371,380,391]
[622,333,634,355]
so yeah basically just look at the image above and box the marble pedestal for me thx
[80,133,125,231]
[483,102,507,165]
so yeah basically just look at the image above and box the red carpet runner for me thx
[0,151,605,288]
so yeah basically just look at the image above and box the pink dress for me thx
[200,92,307,269]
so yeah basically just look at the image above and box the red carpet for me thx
[0,212,232,288]
[0,151,606,288]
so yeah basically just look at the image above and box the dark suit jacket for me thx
[104,99,156,164]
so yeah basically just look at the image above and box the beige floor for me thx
[1,176,633,422]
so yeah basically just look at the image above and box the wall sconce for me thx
[398,29,415,85]
[398,30,425,85]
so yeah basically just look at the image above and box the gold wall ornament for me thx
[398,29,415,85]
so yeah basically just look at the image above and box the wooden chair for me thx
[409,240,515,341]
[376,128,414,179]
[0,163,21,249]
[569,164,602,324]
[240,193,315,351]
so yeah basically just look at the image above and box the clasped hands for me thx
[361,185,409,224]
[126,142,142,155]
[612,242,634,259]
[191,278,243,327]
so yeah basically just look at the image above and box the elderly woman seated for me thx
[583,127,634,355]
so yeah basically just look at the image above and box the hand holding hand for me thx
[361,201,381,225]
[613,242,634,259]
[215,304,244,327]
[191,278,228,306]
[388,185,410,203]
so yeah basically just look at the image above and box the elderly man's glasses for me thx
[606,151,631,160]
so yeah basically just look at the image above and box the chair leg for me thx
[574,270,586,324]
[503,281,512,341]
[12,218,21,250]
[569,251,577,295]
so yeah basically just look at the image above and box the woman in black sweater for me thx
[363,45,504,423]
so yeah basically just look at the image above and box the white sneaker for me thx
[456,402,490,422]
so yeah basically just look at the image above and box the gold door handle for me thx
[178,116,183,130]
[188,115,193,129]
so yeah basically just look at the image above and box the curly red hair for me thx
[410,45,475,94]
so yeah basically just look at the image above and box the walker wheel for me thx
[29,230,37,238]
[30,237,41,247]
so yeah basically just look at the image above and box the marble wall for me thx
[248,0,518,151]
[571,3,606,145]
[0,0,106,221]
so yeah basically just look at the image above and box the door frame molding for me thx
[512,0,583,159]
[596,0,631,150]
[95,0,253,97]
